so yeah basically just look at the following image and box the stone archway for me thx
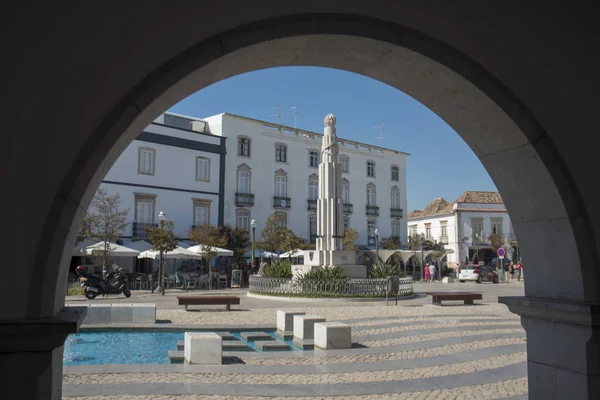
[2,3,599,399]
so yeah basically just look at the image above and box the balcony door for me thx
[136,199,154,223]
[237,170,250,194]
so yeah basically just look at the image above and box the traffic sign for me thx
[497,248,505,257]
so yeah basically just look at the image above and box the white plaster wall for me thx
[407,213,458,263]
[211,114,408,245]
[99,182,219,239]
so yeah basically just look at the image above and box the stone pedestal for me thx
[277,310,305,337]
[293,314,326,340]
[500,296,600,400]
[314,322,352,349]
[0,306,87,400]
[184,332,222,365]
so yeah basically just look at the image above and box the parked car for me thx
[458,264,499,283]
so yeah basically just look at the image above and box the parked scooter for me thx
[76,265,131,299]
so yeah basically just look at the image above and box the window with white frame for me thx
[491,218,503,235]
[274,212,287,228]
[196,157,210,182]
[309,150,319,168]
[391,165,399,181]
[275,143,287,163]
[367,185,376,206]
[367,219,377,237]
[193,200,210,226]
[275,175,287,197]
[309,214,317,240]
[238,137,251,157]
[391,187,400,209]
[138,147,155,175]
[342,182,350,204]
[237,170,250,193]
[340,154,349,173]
[409,225,417,237]
[135,195,155,223]
[391,220,401,238]
[425,223,432,238]
[441,222,448,238]
[367,160,375,177]
[309,179,318,200]
[236,209,250,231]
[471,218,484,240]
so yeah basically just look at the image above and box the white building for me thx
[94,111,408,253]
[100,117,227,242]
[407,191,518,267]
[201,112,409,246]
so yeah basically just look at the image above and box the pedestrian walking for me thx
[424,263,431,282]
[455,263,461,278]
[429,263,437,282]
[516,261,522,281]
[507,262,514,284]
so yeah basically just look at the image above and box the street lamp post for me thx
[158,211,166,296]
[251,219,257,275]
[374,228,380,262]
[420,233,425,282]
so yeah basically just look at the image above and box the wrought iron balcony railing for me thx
[307,199,317,210]
[273,196,291,208]
[390,208,403,218]
[439,236,449,244]
[235,192,254,206]
[132,221,158,238]
[343,203,353,214]
[366,205,379,216]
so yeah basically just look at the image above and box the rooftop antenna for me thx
[269,105,284,123]
[290,106,300,128]
[373,122,385,145]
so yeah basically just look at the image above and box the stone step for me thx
[275,330,294,340]
[240,331,274,341]
[168,350,184,363]
[216,332,237,341]
[254,340,290,351]
[176,340,250,352]
[292,338,315,350]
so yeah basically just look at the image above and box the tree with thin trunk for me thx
[220,225,250,268]
[83,188,130,270]
[146,220,178,295]
[343,227,359,251]
[189,224,228,267]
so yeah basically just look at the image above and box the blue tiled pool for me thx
[63,330,304,365]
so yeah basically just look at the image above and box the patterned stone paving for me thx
[63,303,528,399]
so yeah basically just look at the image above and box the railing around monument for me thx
[249,276,413,298]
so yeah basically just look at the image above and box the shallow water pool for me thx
[63,330,304,365]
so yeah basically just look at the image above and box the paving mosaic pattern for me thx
[63,304,528,399]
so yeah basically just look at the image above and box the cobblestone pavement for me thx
[63,302,528,399]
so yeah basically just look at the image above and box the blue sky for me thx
[168,66,497,212]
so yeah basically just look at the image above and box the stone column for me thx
[499,297,600,399]
[0,307,86,400]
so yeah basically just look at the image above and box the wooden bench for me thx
[424,292,482,306]
[177,296,240,311]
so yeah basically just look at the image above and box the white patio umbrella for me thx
[82,242,140,257]
[126,240,153,252]
[137,246,203,260]
[71,239,96,256]
[187,245,233,257]
[257,250,280,259]
[177,241,191,249]
[279,249,304,258]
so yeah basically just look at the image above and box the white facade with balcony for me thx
[99,117,227,243]
[407,192,517,267]
[202,113,409,246]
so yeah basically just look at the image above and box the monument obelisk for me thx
[294,114,367,278]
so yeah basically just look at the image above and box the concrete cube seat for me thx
[293,314,326,340]
[314,322,352,350]
[276,310,305,336]
[184,332,222,365]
